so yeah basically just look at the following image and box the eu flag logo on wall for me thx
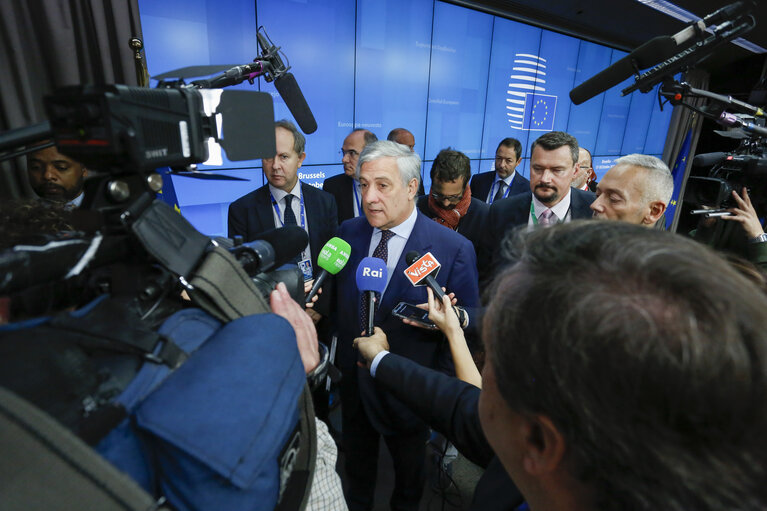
[523,93,557,131]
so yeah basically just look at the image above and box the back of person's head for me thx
[430,148,470,186]
[486,221,767,511]
[357,140,421,187]
[530,131,579,165]
[614,153,673,206]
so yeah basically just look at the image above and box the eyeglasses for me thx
[340,149,359,158]
[430,191,464,202]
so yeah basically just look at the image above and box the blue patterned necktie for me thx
[360,230,395,332]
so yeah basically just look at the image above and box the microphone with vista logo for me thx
[404,251,446,301]
[305,237,351,303]
[356,257,388,337]
[404,251,466,325]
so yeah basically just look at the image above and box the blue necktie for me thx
[283,194,297,226]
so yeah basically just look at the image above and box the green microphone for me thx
[305,237,351,303]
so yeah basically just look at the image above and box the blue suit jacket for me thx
[335,211,480,434]
[470,171,530,204]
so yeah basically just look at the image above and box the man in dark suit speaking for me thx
[227,120,338,317]
[479,131,594,280]
[354,221,767,511]
[334,140,480,511]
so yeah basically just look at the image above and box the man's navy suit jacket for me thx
[469,171,530,204]
[324,173,426,224]
[375,352,525,511]
[227,182,338,313]
[478,188,595,281]
[334,211,480,434]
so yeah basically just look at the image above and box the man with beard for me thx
[27,143,88,208]
[416,148,488,255]
[478,131,594,280]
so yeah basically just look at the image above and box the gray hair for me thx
[357,140,421,187]
[615,154,673,205]
[274,119,305,155]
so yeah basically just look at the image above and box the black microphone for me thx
[569,1,755,105]
[257,32,318,134]
[570,37,678,105]
[274,73,318,134]
[692,152,728,168]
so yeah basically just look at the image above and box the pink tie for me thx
[539,209,556,227]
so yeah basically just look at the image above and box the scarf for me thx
[427,185,472,231]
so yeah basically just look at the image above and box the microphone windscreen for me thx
[317,237,351,275]
[274,72,318,134]
[405,250,420,265]
[356,257,388,294]
[250,226,309,268]
[693,152,728,168]
[569,36,678,105]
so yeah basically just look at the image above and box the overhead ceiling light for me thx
[635,0,766,53]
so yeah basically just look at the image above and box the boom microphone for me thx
[305,237,351,303]
[693,152,728,168]
[257,32,318,134]
[570,36,678,105]
[356,257,388,336]
[569,1,756,105]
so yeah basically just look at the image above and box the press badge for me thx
[299,256,313,281]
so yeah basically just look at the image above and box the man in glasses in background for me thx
[323,128,378,224]
[417,148,488,256]
[572,146,596,192]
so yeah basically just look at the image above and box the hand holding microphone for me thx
[404,251,466,325]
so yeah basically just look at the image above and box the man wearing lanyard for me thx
[478,131,594,282]
[469,138,530,204]
[228,119,338,320]
[323,129,378,224]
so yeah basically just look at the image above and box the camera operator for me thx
[26,143,88,208]
[354,221,767,511]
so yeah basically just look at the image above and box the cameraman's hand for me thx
[270,281,319,374]
[353,327,389,369]
[723,188,765,239]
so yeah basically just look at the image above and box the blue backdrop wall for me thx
[139,0,674,236]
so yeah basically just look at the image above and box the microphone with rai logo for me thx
[356,257,388,337]
[305,237,351,303]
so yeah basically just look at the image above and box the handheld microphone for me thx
[305,237,351,303]
[356,257,388,336]
[404,251,446,301]
[257,32,318,134]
